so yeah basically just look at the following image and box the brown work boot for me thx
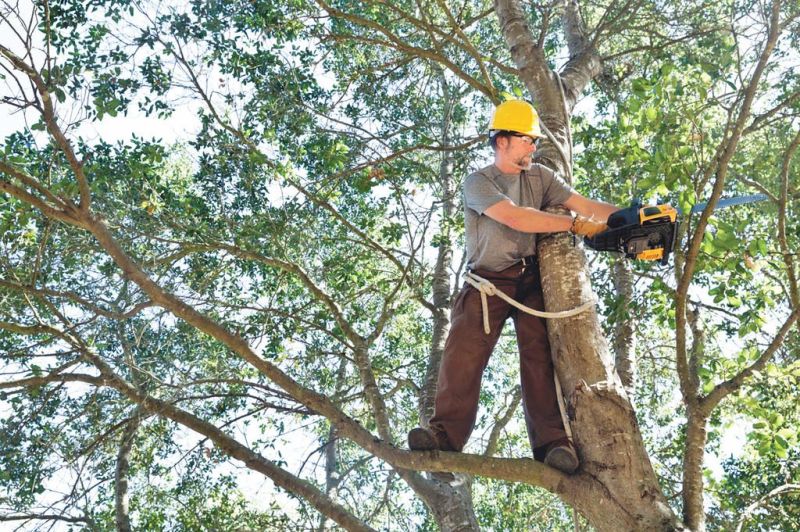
[542,438,579,474]
[407,427,456,483]
[408,427,443,451]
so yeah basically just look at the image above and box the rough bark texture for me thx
[493,0,684,528]
[427,482,480,532]
[612,257,637,395]
[539,232,679,531]
[682,413,709,532]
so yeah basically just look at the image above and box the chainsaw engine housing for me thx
[583,200,678,265]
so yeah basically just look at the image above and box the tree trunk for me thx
[612,256,637,396]
[115,409,142,532]
[493,0,684,528]
[682,414,708,532]
[317,358,347,531]
[415,74,480,532]
[538,231,680,531]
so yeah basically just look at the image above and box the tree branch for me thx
[0,163,79,225]
[777,129,800,307]
[734,483,800,532]
[0,44,91,211]
[0,279,154,320]
[702,309,800,411]
[484,386,522,457]
[559,0,603,110]
[675,0,784,418]
[314,0,495,99]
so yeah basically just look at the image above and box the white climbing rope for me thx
[553,372,573,440]
[463,271,594,335]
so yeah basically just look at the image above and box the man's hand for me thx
[570,215,608,237]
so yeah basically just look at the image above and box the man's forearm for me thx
[583,200,618,221]
[499,206,574,233]
[564,195,619,222]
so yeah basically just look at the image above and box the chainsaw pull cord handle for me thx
[463,271,595,335]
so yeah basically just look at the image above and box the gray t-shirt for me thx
[464,163,574,271]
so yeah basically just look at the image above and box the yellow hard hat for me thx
[488,100,543,138]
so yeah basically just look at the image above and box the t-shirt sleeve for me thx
[540,166,574,207]
[463,172,510,215]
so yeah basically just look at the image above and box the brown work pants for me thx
[428,261,567,454]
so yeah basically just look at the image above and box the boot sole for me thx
[544,447,579,474]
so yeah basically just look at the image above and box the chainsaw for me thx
[583,194,768,265]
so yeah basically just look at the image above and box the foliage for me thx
[1,0,798,529]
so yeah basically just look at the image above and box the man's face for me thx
[499,134,537,170]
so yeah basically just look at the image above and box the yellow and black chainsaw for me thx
[583,195,768,265]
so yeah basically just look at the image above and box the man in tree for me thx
[409,100,618,475]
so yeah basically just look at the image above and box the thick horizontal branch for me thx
[0,514,93,525]
[0,372,103,389]
[0,319,63,337]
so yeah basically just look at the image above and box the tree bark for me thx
[495,1,682,528]
[115,409,142,532]
[682,413,708,532]
[612,257,637,396]
[317,358,347,532]
[81,349,378,532]
[672,5,783,528]
[538,233,679,530]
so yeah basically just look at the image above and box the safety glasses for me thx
[510,133,542,148]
